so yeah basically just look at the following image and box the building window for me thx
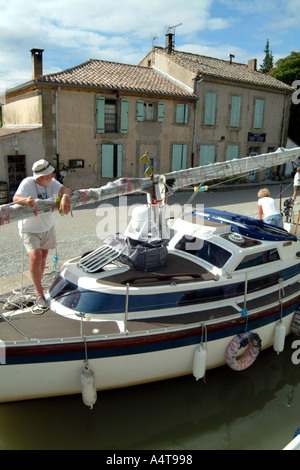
[172,144,187,171]
[253,99,264,129]
[229,96,241,127]
[226,145,239,160]
[96,97,128,134]
[175,103,189,124]
[204,92,216,125]
[199,145,215,166]
[101,144,122,178]
[135,100,164,122]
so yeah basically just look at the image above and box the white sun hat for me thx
[32,159,55,180]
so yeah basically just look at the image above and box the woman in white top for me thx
[292,167,300,202]
[257,188,283,228]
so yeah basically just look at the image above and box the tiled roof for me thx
[36,59,196,98]
[156,48,293,92]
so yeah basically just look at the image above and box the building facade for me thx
[0,42,294,197]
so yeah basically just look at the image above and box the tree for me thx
[260,39,274,73]
[269,51,300,86]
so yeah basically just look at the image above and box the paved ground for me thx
[0,180,296,294]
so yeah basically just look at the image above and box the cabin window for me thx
[175,235,231,268]
[235,248,280,270]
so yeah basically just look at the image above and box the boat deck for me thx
[0,288,237,344]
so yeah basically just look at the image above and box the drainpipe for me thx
[192,76,204,167]
[55,86,61,181]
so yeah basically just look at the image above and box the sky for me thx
[0,0,299,93]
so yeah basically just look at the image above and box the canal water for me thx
[0,334,299,450]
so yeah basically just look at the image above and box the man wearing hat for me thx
[13,159,72,309]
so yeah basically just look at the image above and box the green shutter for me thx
[136,100,144,121]
[199,146,215,166]
[96,97,105,133]
[102,144,113,178]
[230,96,241,127]
[204,92,216,125]
[158,102,164,122]
[117,144,122,177]
[253,99,264,128]
[226,145,239,160]
[172,144,187,171]
[120,99,128,133]
[175,103,188,124]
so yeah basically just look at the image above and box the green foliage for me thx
[269,51,300,86]
[260,39,274,73]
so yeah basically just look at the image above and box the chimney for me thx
[165,33,174,54]
[248,59,257,71]
[30,48,44,79]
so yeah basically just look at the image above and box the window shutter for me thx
[226,145,239,160]
[96,97,105,133]
[253,99,264,128]
[102,144,113,178]
[136,100,144,121]
[120,99,128,133]
[172,144,187,171]
[117,144,122,177]
[175,103,188,124]
[157,102,164,122]
[199,146,215,166]
[230,96,241,127]
[204,92,216,125]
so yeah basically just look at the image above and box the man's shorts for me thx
[21,225,57,253]
[294,185,300,192]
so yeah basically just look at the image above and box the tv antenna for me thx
[167,23,183,34]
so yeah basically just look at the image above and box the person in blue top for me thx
[13,159,72,309]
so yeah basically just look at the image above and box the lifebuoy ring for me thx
[291,309,300,336]
[226,332,261,371]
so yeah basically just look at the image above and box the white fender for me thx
[80,366,97,409]
[273,321,286,354]
[193,344,206,381]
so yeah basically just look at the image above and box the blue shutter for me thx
[176,103,188,123]
[204,92,216,125]
[102,144,113,178]
[157,102,164,122]
[120,99,128,133]
[199,146,215,166]
[172,145,187,171]
[96,97,105,133]
[253,99,264,128]
[117,144,122,177]
[136,100,144,121]
[226,145,239,160]
[230,96,241,127]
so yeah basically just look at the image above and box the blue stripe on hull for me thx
[4,300,299,366]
